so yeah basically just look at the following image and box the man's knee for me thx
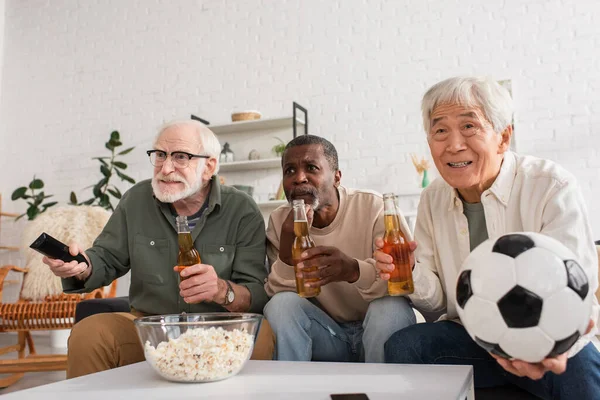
[264,292,311,325]
[67,312,142,378]
[384,323,433,363]
[69,313,115,351]
[365,296,416,329]
[70,312,137,345]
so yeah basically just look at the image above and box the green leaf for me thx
[107,188,122,199]
[118,147,135,155]
[97,159,109,167]
[105,142,115,151]
[43,194,53,199]
[109,139,122,148]
[81,198,95,206]
[42,201,58,210]
[26,206,39,220]
[11,187,28,200]
[29,179,44,190]
[92,157,110,160]
[95,177,108,190]
[93,178,107,197]
[70,192,78,204]
[99,194,111,210]
[15,213,26,221]
[113,161,127,169]
[101,165,111,177]
[110,131,120,141]
[115,169,135,184]
[33,193,44,206]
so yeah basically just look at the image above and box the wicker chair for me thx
[0,204,116,387]
[0,265,117,387]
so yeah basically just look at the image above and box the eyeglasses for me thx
[146,150,210,168]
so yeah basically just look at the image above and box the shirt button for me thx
[460,229,468,235]
[219,247,225,252]
[150,241,155,246]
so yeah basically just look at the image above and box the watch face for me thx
[227,290,235,303]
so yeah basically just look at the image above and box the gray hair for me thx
[421,76,513,134]
[154,119,221,174]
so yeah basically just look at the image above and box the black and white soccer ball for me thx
[455,232,592,363]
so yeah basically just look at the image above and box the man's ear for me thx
[498,124,513,154]
[334,170,342,187]
[205,158,218,180]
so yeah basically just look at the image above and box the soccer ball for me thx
[455,232,592,363]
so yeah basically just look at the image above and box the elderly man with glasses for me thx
[43,119,273,378]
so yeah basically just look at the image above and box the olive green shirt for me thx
[62,177,268,315]
[462,200,489,252]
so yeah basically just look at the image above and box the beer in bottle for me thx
[175,215,201,281]
[381,193,414,296]
[291,199,321,298]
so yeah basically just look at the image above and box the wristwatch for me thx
[223,280,235,306]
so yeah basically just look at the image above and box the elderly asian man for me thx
[376,76,600,400]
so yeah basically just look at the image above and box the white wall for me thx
[0,0,5,163]
[1,0,599,242]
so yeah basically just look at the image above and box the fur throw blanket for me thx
[20,206,111,301]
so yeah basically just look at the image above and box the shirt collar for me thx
[207,175,222,211]
[447,151,516,210]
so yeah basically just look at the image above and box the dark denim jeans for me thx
[384,320,600,400]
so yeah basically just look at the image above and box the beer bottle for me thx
[291,199,320,298]
[381,193,414,296]
[175,215,201,281]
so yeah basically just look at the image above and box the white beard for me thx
[152,162,206,203]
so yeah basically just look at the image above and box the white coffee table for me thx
[6,360,474,399]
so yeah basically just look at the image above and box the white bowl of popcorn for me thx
[134,313,262,383]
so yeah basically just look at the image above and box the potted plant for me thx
[272,137,286,158]
[11,176,57,220]
[70,130,136,211]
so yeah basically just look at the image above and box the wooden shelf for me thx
[210,117,305,135]
[396,188,423,196]
[219,158,282,172]
[0,246,19,251]
[257,200,287,208]
[0,212,18,218]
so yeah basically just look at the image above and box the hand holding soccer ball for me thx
[456,232,593,367]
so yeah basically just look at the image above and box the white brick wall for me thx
[0,0,4,152]
[1,0,599,246]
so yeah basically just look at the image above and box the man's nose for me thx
[293,170,308,183]
[445,130,467,153]
[160,157,176,174]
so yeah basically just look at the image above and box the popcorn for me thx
[144,326,254,382]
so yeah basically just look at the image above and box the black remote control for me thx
[29,232,88,265]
